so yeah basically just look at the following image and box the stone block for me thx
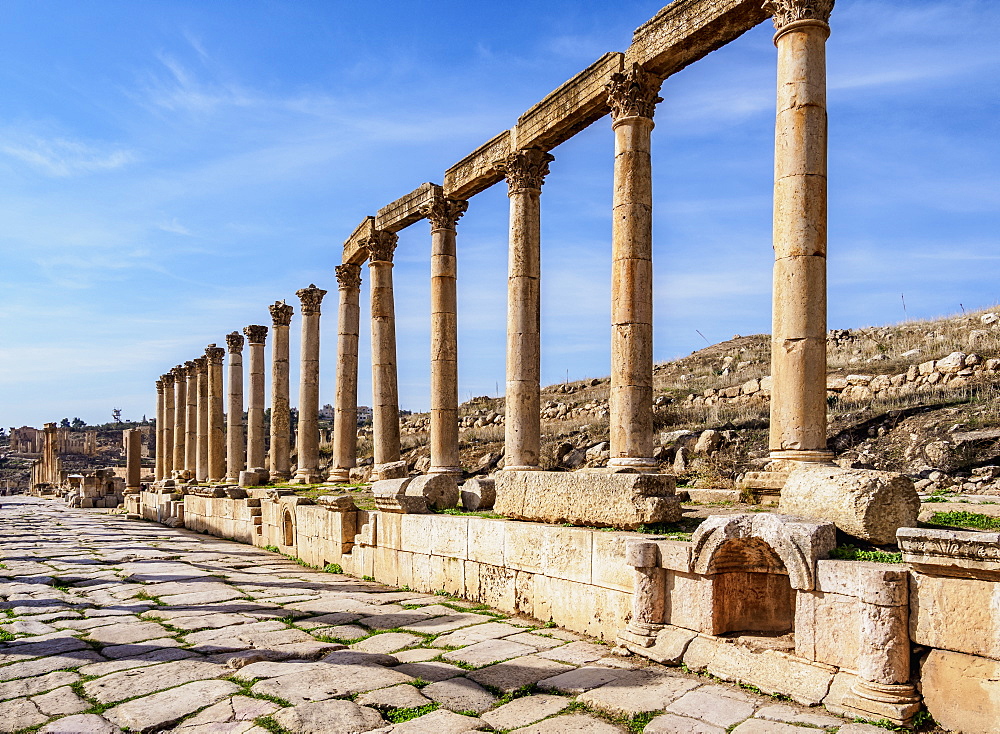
[467,518,506,566]
[898,526,1000,577]
[707,644,836,705]
[665,571,714,633]
[779,465,919,545]
[910,573,1000,660]
[921,649,1000,734]
[540,525,593,584]
[430,513,469,559]
[443,129,511,199]
[495,470,680,529]
[408,473,460,511]
[373,477,427,513]
[592,532,636,593]
[375,182,437,233]
[461,477,495,511]
[814,560,908,606]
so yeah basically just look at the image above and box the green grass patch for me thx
[255,716,292,734]
[134,590,164,606]
[49,577,71,592]
[830,545,904,564]
[928,510,1000,531]
[437,508,507,519]
[322,563,343,574]
[0,630,15,642]
[384,702,440,723]
[362,575,376,582]
[263,544,280,553]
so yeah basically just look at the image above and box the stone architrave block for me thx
[408,474,459,511]
[342,216,375,265]
[373,478,427,514]
[461,477,496,511]
[626,0,768,77]
[778,466,919,545]
[375,182,438,233]
[443,129,511,199]
[515,52,623,151]
[897,526,1000,578]
[494,470,680,530]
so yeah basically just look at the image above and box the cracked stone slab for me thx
[644,713,726,733]
[175,694,280,728]
[32,684,89,716]
[392,661,465,682]
[423,676,497,714]
[537,665,631,695]
[443,638,537,668]
[0,696,47,732]
[355,684,432,711]
[430,622,525,648]
[666,688,757,729]
[75,647,197,677]
[103,678,241,732]
[508,713,624,733]
[350,632,422,653]
[536,641,607,665]
[0,670,80,701]
[272,699,386,733]
[0,650,105,681]
[38,713,124,734]
[86,621,169,645]
[400,613,493,635]
[480,693,570,730]
[82,659,228,704]
[466,655,574,694]
[251,664,415,704]
[577,669,701,717]
[368,708,486,733]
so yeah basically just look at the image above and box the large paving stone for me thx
[75,647,196,677]
[730,721,804,733]
[442,638,536,668]
[272,699,386,733]
[400,613,493,635]
[666,688,756,729]
[509,713,625,733]
[83,659,227,703]
[0,670,79,700]
[0,697,47,732]
[644,713,726,734]
[393,661,465,682]
[503,632,565,650]
[578,669,701,716]
[355,683,432,711]
[423,677,497,714]
[172,694,281,729]
[32,684,89,715]
[480,694,570,730]
[86,621,169,645]
[537,665,630,695]
[536,641,607,665]
[38,713,124,734]
[104,678,240,732]
[251,664,415,704]
[358,612,434,630]
[100,637,185,659]
[753,703,841,728]
[351,632,422,653]
[160,612,259,630]
[0,651,105,681]
[431,623,524,648]
[313,624,369,641]
[369,708,486,733]
[466,655,574,693]
[0,635,88,663]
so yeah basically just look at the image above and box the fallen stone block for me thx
[461,476,496,511]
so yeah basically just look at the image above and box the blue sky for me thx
[1,0,998,428]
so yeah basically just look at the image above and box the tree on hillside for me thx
[71,418,85,429]
[59,418,70,428]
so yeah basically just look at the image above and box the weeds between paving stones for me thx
[385,702,441,723]
[255,716,293,734]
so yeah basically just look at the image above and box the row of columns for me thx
[153,0,832,483]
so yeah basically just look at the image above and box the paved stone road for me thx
[0,497,887,733]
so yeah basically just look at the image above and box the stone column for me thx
[124,429,141,490]
[171,365,188,478]
[184,360,197,475]
[42,423,57,485]
[329,265,362,483]
[161,373,175,478]
[244,325,268,472]
[294,285,326,483]
[195,356,209,482]
[607,64,663,471]
[366,232,403,480]
[269,301,294,482]
[154,379,165,481]
[421,196,469,476]
[499,148,554,471]
[766,0,835,464]
[225,332,246,483]
[206,344,226,482]
[622,540,666,642]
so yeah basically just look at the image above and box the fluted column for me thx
[329,265,362,483]
[225,332,246,483]
[294,285,326,483]
[366,232,402,479]
[206,344,226,482]
[500,148,553,471]
[124,428,141,490]
[161,373,175,479]
[171,365,188,477]
[154,379,164,481]
[606,63,663,471]
[766,0,834,464]
[421,195,468,476]
[269,301,294,482]
[244,325,268,471]
[195,356,209,481]
[184,361,197,475]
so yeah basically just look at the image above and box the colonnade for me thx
[153,0,834,485]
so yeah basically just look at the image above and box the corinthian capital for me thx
[420,197,468,231]
[296,284,327,315]
[335,263,362,291]
[162,372,175,387]
[363,231,398,264]
[607,63,664,121]
[269,300,294,327]
[225,331,244,354]
[193,356,207,375]
[205,344,225,365]
[498,148,554,193]
[185,360,197,377]
[764,0,834,29]
[172,364,188,380]
[243,324,268,345]
[155,379,164,393]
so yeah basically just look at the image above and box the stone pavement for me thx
[0,497,884,733]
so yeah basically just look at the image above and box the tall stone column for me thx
[421,196,468,476]
[766,0,834,464]
[499,148,554,471]
[244,325,268,472]
[154,379,165,481]
[161,373,175,479]
[225,332,246,483]
[184,360,197,475]
[269,301,294,482]
[294,285,326,484]
[607,64,663,471]
[366,232,403,479]
[172,365,188,477]
[206,344,226,482]
[329,265,362,483]
[124,429,141,490]
[195,356,209,482]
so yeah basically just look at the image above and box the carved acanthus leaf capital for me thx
[155,380,164,392]
[172,365,188,380]
[764,0,834,29]
[243,324,268,345]
[184,360,196,374]
[269,300,294,327]
[225,331,244,354]
[193,356,207,375]
[420,197,468,231]
[205,344,225,365]
[161,373,175,387]
[363,231,399,264]
[498,148,554,193]
[296,284,327,315]
[335,263,362,291]
[607,63,664,121]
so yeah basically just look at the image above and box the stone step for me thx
[738,471,791,491]
[682,488,742,504]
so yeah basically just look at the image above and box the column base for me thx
[291,470,323,485]
[502,465,542,472]
[838,681,921,726]
[768,449,834,464]
[428,465,463,477]
[607,457,658,472]
[326,468,352,483]
[270,471,291,483]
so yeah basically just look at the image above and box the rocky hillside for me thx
[370,306,1000,495]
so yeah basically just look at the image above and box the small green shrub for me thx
[322,563,343,574]
[830,545,903,564]
[928,510,1000,531]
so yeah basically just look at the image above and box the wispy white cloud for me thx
[0,132,135,177]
